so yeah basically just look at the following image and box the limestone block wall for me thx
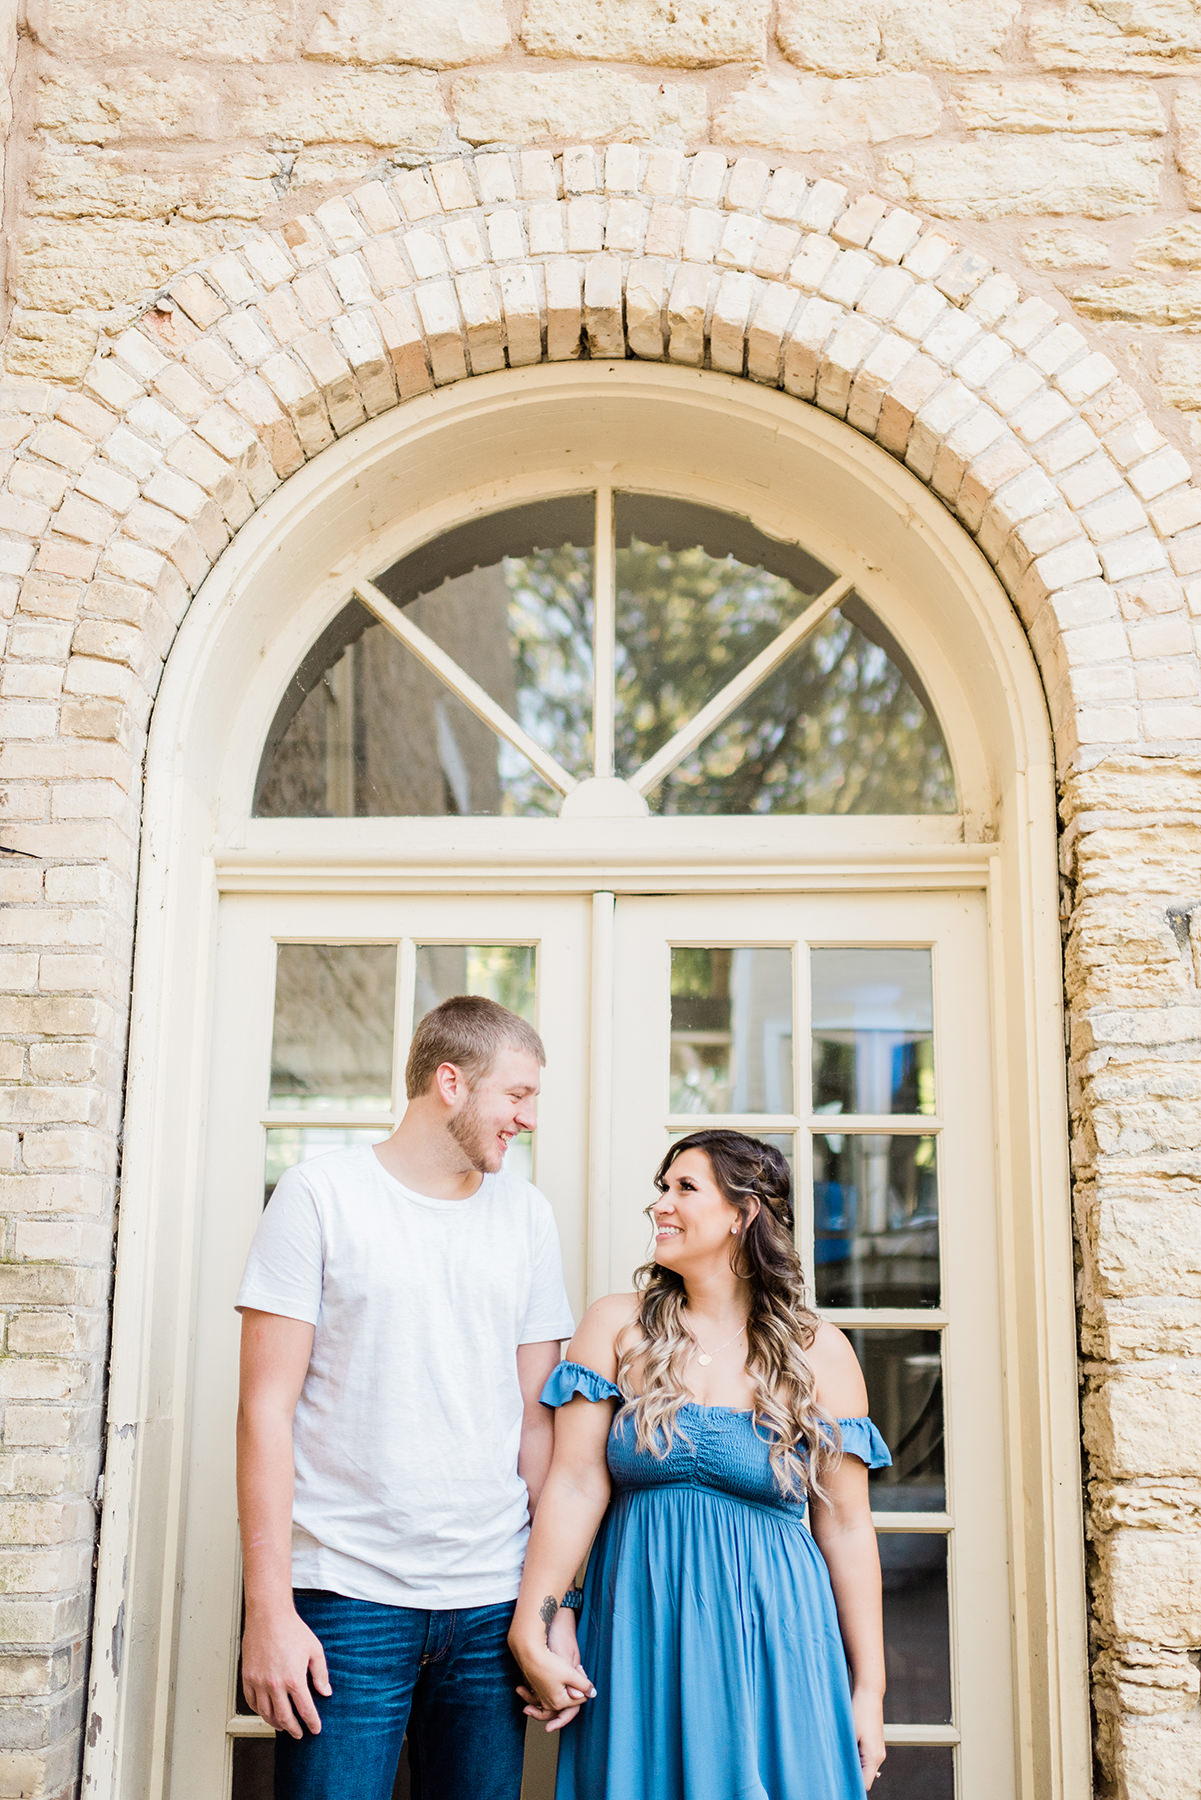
[0,4,1192,1799]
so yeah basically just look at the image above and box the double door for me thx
[170,887,1012,1800]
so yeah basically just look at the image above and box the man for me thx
[236,994,580,1800]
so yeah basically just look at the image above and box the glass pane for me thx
[254,599,562,819]
[845,1329,945,1512]
[265,1125,392,1205]
[614,493,836,780]
[270,944,396,1114]
[811,949,934,1116]
[813,1134,939,1308]
[255,497,594,818]
[668,1129,795,1185]
[646,602,956,816]
[669,947,792,1114]
[231,1737,274,1799]
[874,1746,954,1799]
[414,944,536,1022]
[880,1533,952,1724]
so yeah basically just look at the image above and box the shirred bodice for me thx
[541,1359,890,1520]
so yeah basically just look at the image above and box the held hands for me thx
[241,1604,332,1739]
[511,1609,596,1733]
[852,1687,886,1792]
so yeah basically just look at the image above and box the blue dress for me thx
[542,1360,891,1800]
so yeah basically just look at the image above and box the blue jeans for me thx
[274,1590,526,1800]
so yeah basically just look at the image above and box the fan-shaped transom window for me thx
[254,493,957,821]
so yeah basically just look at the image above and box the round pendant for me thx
[697,1353,712,1367]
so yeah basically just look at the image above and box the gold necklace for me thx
[687,1322,746,1368]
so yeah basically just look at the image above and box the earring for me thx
[730,1225,738,1235]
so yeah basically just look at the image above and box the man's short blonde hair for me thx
[405,994,546,1099]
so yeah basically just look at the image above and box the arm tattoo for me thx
[539,1594,559,1638]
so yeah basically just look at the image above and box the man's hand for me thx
[518,1608,589,1732]
[242,1604,332,1739]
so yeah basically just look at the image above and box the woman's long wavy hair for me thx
[615,1129,840,1499]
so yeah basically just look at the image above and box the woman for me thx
[509,1129,890,1799]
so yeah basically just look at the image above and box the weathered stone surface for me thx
[1083,1297,1201,1360]
[27,0,292,59]
[453,71,707,145]
[28,146,279,223]
[1029,0,1201,71]
[35,70,220,145]
[1098,1527,1201,1644]
[1134,219,1201,268]
[777,0,1018,74]
[1172,89,1201,208]
[953,77,1164,133]
[13,223,229,313]
[1114,1712,1201,1800]
[1084,1368,1201,1477]
[1085,1183,1201,1297]
[240,70,447,147]
[305,0,510,67]
[716,72,942,153]
[4,312,100,381]
[1024,226,1111,267]
[522,0,770,66]
[1156,338,1201,408]
[879,136,1162,218]
[1071,275,1201,325]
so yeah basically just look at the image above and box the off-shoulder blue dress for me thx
[541,1360,891,1800]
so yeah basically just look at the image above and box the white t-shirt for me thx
[235,1146,575,1610]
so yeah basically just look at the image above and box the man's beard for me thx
[447,1091,501,1172]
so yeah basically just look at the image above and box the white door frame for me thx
[82,364,1088,1800]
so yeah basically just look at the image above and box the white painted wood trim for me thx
[630,576,853,796]
[354,577,578,795]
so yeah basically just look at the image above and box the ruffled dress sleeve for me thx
[541,1359,622,1406]
[833,1416,892,1470]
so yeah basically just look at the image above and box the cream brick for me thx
[305,0,509,66]
[777,0,1018,74]
[716,72,942,154]
[666,262,713,367]
[454,71,707,147]
[521,0,769,65]
[880,136,1161,219]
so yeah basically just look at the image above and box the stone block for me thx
[1115,1711,1201,1800]
[953,78,1165,133]
[1173,89,1201,208]
[1074,275,1201,327]
[1100,1527,1201,1645]
[777,0,1018,74]
[521,0,769,65]
[453,71,707,147]
[879,137,1162,219]
[239,70,447,149]
[1134,219,1201,268]
[35,69,219,145]
[1023,227,1111,269]
[305,0,510,66]
[27,146,277,224]
[716,72,942,154]
[28,0,291,59]
[1085,1368,1201,1478]
[1029,1,1201,72]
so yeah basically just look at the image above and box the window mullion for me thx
[593,483,616,780]
[353,578,578,797]
[629,574,854,798]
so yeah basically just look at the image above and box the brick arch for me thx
[4,142,1199,820]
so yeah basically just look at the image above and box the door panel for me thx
[608,892,1012,1800]
[169,895,591,1799]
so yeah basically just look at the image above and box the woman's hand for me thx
[852,1686,885,1790]
[509,1626,595,1732]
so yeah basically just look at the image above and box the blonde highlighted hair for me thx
[615,1129,840,1499]
[405,994,545,1099]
